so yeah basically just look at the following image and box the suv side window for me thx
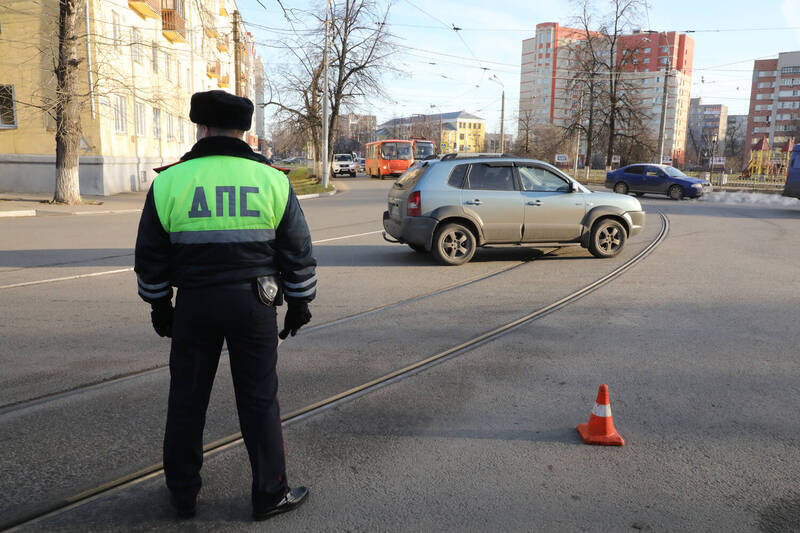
[466,163,516,191]
[447,164,468,188]
[517,166,570,192]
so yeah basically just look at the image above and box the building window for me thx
[112,11,121,43]
[175,60,181,87]
[152,108,161,138]
[643,47,651,53]
[166,113,174,140]
[643,58,650,64]
[162,52,171,80]
[152,42,158,73]
[135,102,146,137]
[0,85,17,128]
[660,46,669,53]
[132,29,142,63]
[178,118,184,143]
[113,95,127,134]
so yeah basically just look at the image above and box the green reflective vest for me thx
[153,155,290,244]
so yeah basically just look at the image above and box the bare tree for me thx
[263,0,395,177]
[54,0,83,204]
[515,109,535,156]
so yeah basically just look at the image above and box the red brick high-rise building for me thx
[519,24,694,165]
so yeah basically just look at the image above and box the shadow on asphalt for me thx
[315,245,551,267]
[0,249,134,268]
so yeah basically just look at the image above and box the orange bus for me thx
[366,140,413,179]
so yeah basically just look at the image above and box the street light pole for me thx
[321,0,330,189]
[650,30,672,165]
[490,75,505,153]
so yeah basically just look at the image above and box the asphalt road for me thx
[1,178,799,532]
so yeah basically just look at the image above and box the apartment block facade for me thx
[686,98,728,165]
[0,0,264,195]
[745,52,800,162]
[518,24,694,165]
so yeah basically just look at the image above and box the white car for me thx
[332,154,357,177]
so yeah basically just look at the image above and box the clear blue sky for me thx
[238,0,800,135]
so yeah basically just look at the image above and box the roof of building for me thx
[377,111,485,129]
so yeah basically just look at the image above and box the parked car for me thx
[382,154,645,265]
[783,144,800,199]
[332,154,357,177]
[605,164,712,200]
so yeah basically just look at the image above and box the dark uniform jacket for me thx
[134,136,317,305]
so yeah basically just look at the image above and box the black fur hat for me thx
[189,90,253,130]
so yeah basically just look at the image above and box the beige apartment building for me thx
[0,0,264,195]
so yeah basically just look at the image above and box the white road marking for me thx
[0,229,383,289]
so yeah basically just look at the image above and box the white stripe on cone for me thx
[591,403,612,417]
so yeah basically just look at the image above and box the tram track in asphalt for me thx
[1,212,669,532]
[0,259,536,413]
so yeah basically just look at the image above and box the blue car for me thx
[605,164,712,200]
[783,144,800,199]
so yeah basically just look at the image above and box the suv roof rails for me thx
[439,152,518,161]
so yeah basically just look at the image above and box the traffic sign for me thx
[611,155,621,164]
[440,142,447,151]
[661,155,673,165]
[554,154,569,163]
[711,156,726,166]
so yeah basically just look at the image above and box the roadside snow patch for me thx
[702,191,799,207]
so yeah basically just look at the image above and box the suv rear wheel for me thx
[432,223,476,265]
[588,218,626,258]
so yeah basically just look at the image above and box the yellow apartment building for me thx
[0,0,263,195]
[376,111,486,153]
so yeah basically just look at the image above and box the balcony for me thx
[204,24,219,39]
[206,61,220,79]
[161,9,186,43]
[128,0,160,19]
[218,74,230,88]
[216,35,229,52]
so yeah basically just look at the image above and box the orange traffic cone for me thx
[576,384,625,446]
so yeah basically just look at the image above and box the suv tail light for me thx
[407,191,421,217]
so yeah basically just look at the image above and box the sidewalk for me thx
[0,183,342,218]
[0,192,147,217]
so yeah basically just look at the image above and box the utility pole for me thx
[574,92,583,175]
[233,10,242,96]
[656,32,671,165]
[500,89,505,153]
[321,0,330,189]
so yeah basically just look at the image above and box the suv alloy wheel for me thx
[432,222,476,265]
[588,218,626,258]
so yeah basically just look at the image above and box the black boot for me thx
[253,486,309,521]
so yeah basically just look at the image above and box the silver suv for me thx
[382,154,646,265]
[332,154,357,177]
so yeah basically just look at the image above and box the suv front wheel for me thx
[432,222,476,265]
[588,218,627,258]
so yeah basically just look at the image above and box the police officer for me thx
[134,90,316,521]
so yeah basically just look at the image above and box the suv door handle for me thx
[464,199,482,206]
[526,200,542,206]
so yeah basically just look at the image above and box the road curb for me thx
[0,209,36,218]
[297,188,338,200]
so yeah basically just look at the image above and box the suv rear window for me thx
[447,164,468,188]
[394,165,427,189]
[467,163,516,191]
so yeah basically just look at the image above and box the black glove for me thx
[281,301,311,338]
[150,300,174,338]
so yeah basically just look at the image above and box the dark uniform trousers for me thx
[164,284,288,508]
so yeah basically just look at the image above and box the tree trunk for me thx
[54,0,82,204]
